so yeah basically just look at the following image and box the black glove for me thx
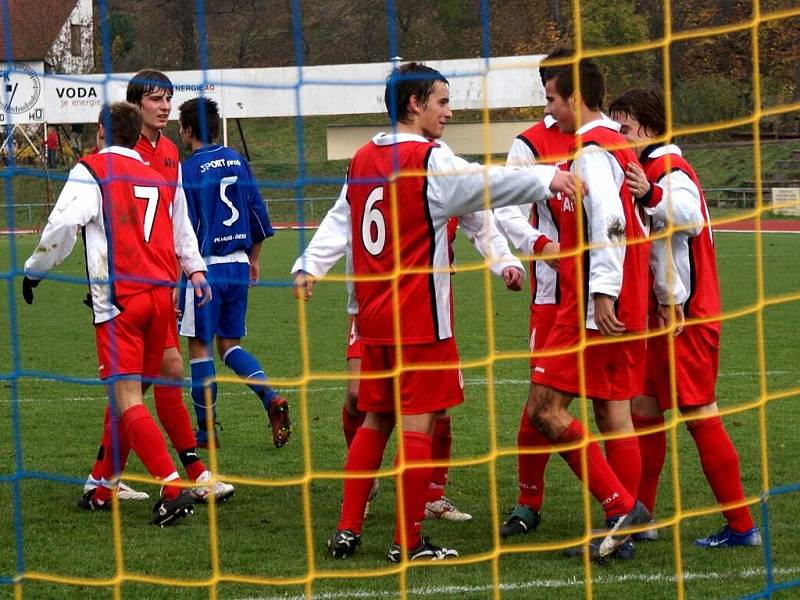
[82,292,93,309]
[22,277,40,305]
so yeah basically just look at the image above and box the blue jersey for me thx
[181,144,274,257]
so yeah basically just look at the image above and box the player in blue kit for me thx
[177,96,291,449]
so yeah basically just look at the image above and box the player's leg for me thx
[630,394,665,541]
[685,402,760,548]
[343,358,365,448]
[592,398,641,500]
[424,411,472,522]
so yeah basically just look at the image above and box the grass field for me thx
[1,225,799,600]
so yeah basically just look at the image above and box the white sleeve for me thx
[290,183,351,277]
[492,138,550,255]
[574,148,625,300]
[650,232,689,305]
[425,145,556,219]
[24,163,100,278]
[647,170,704,237]
[172,164,207,275]
[458,211,525,278]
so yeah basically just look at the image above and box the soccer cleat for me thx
[595,500,652,559]
[693,525,762,549]
[564,537,636,561]
[387,537,459,562]
[364,479,380,518]
[151,490,195,527]
[500,504,541,538]
[84,477,150,500]
[424,496,472,522]
[267,395,292,448]
[632,519,659,542]
[327,529,361,559]
[190,470,235,504]
[77,489,111,512]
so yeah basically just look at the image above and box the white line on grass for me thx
[0,371,791,405]
[231,565,800,600]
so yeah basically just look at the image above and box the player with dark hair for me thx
[23,102,207,525]
[293,61,577,561]
[177,96,291,449]
[520,55,653,560]
[609,87,761,549]
[83,71,234,505]
[493,49,574,539]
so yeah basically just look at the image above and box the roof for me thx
[0,0,78,62]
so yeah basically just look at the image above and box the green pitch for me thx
[0,229,798,599]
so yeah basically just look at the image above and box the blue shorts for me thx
[179,262,249,343]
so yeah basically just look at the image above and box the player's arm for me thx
[290,182,351,300]
[425,144,576,217]
[458,210,525,289]
[172,163,208,278]
[649,232,687,336]
[23,163,101,302]
[576,148,626,335]
[244,159,275,244]
[628,163,704,236]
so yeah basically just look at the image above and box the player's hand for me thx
[548,170,585,203]
[249,261,260,287]
[22,277,40,305]
[594,293,625,336]
[189,271,212,307]
[502,266,524,291]
[293,271,316,301]
[657,303,685,337]
[625,163,650,200]
[538,241,560,272]
[171,287,182,318]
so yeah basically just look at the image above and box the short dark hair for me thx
[547,55,605,111]
[179,97,220,143]
[608,87,666,137]
[384,62,449,124]
[126,69,174,106]
[98,102,143,149]
[539,46,575,87]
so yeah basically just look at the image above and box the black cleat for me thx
[500,504,541,538]
[151,490,195,527]
[327,529,361,559]
[77,488,110,512]
[387,537,459,562]
[595,500,651,559]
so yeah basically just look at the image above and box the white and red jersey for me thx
[640,144,720,340]
[557,118,650,332]
[495,115,574,306]
[135,132,205,277]
[24,147,177,323]
[291,131,556,344]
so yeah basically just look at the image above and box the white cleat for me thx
[424,496,472,522]
[84,476,149,500]
[190,470,235,504]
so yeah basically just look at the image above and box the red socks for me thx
[688,416,754,532]
[604,436,642,499]
[338,427,389,534]
[342,406,366,449]
[427,416,452,503]
[557,419,634,518]
[91,403,131,482]
[516,410,552,510]
[155,385,206,481]
[632,413,666,515]
[394,431,433,549]
[121,404,182,499]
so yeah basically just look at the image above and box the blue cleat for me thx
[694,525,762,549]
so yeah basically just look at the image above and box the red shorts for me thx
[529,304,559,369]
[95,287,176,380]
[532,324,646,401]
[644,325,719,411]
[345,315,362,361]
[358,338,464,415]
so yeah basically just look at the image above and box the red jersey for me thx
[557,122,650,332]
[135,132,180,185]
[642,146,720,337]
[348,138,444,345]
[81,151,177,300]
[515,118,573,304]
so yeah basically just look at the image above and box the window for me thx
[70,24,81,56]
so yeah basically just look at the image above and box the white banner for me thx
[12,55,546,124]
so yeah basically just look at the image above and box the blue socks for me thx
[190,357,217,428]
[223,345,276,410]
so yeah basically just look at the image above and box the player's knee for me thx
[160,350,184,381]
